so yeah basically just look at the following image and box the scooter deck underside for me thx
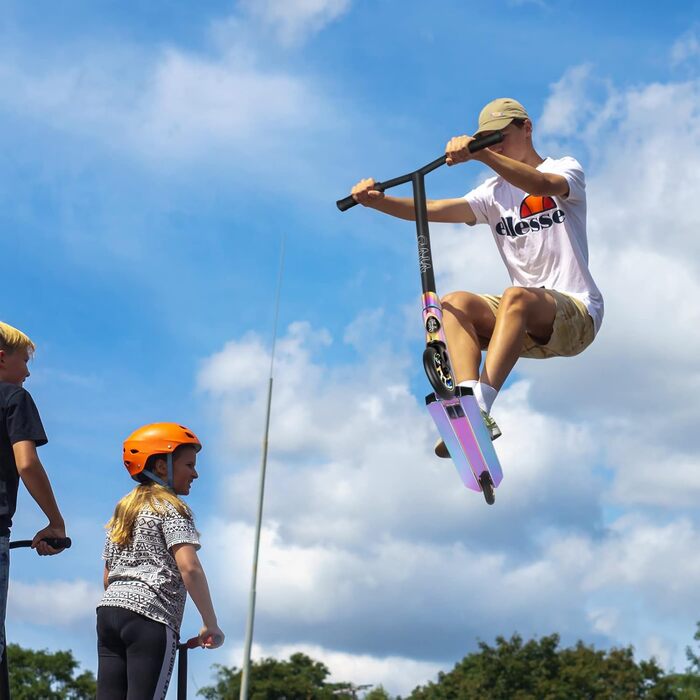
[426,388,503,492]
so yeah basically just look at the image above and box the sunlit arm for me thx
[479,150,569,197]
[173,543,218,628]
[365,195,476,224]
[13,441,64,527]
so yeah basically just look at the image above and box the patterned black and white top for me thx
[98,500,200,633]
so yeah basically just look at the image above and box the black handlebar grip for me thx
[9,537,72,550]
[468,130,504,152]
[336,194,357,211]
[337,180,388,212]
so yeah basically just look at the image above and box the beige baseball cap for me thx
[474,98,529,135]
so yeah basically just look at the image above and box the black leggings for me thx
[96,606,178,700]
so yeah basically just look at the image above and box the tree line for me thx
[6,623,700,698]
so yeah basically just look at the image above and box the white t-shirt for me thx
[464,156,604,334]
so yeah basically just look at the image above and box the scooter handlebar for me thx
[336,131,503,212]
[178,634,221,650]
[180,636,203,650]
[9,537,72,550]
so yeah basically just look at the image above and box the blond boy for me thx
[0,322,67,657]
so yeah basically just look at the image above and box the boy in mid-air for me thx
[0,322,68,658]
[350,98,603,455]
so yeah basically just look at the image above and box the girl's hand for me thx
[351,178,384,206]
[199,625,225,649]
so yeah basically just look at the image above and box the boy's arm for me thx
[477,150,569,197]
[445,136,569,197]
[103,563,109,590]
[351,180,477,224]
[13,440,66,554]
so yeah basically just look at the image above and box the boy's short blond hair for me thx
[0,322,35,355]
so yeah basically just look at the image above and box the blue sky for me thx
[3,0,700,696]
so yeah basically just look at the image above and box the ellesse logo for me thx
[520,195,556,218]
[495,195,566,237]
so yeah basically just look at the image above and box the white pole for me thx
[240,236,285,700]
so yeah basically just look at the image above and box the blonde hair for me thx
[0,322,35,355]
[106,481,193,548]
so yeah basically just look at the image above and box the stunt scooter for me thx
[337,132,505,504]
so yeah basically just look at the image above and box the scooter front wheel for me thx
[423,343,455,400]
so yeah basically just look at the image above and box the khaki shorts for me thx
[478,290,595,359]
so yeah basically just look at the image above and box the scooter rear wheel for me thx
[423,343,455,400]
[479,472,495,505]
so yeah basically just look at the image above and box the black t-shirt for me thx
[0,382,48,536]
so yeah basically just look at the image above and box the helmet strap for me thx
[166,452,174,489]
[141,470,168,488]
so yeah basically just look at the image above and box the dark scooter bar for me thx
[9,537,72,550]
[336,131,503,212]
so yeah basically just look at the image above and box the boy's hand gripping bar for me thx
[336,131,504,212]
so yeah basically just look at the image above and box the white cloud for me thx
[136,49,325,160]
[238,0,352,46]
[671,29,700,67]
[8,578,102,626]
[0,49,335,166]
[0,5,347,169]
[539,64,602,138]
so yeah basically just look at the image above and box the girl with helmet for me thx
[96,422,224,700]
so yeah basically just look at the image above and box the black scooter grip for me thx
[337,193,360,212]
[468,130,504,152]
[337,180,388,212]
[9,537,72,550]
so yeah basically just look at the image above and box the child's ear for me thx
[153,457,168,477]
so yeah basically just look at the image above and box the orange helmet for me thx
[123,423,202,479]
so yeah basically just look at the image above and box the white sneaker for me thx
[481,410,502,440]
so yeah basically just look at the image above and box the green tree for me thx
[407,633,679,700]
[7,643,96,699]
[667,623,700,698]
[687,623,700,676]
[197,651,366,699]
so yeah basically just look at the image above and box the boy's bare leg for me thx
[435,292,499,453]
[441,292,497,382]
[480,287,557,391]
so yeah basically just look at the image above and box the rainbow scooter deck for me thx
[426,388,503,503]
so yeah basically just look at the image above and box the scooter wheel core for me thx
[423,344,455,400]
